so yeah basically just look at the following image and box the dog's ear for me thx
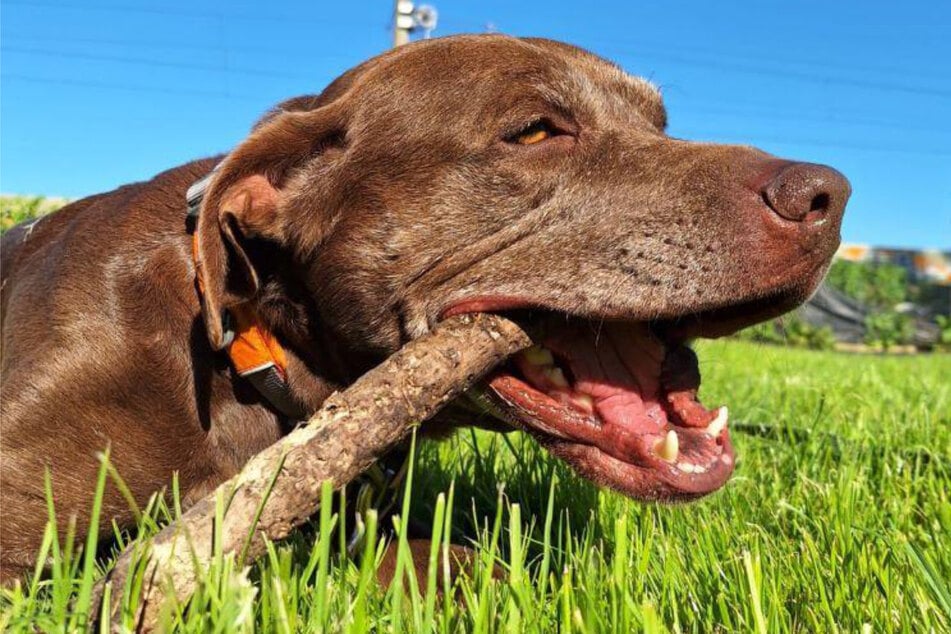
[194,105,346,349]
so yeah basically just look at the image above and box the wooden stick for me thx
[95,314,529,631]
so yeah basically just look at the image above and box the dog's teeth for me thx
[656,430,679,463]
[571,394,595,413]
[705,406,728,437]
[523,345,554,367]
[546,367,569,387]
[680,462,705,474]
[677,461,710,474]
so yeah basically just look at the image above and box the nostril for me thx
[761,162,849,223]
[809,192,830,214]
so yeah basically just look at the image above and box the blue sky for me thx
[2,0,949,249]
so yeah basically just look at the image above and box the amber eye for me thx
[510,120,555,145]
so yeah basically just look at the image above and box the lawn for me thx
[2,339,948,632]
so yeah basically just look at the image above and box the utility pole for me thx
[393,1,438,47]
[393,0,414,47]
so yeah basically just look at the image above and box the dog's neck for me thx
[187,164,391,420]
[249,265,382,417]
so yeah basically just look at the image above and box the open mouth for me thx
[451,307,736,501]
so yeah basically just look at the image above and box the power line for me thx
[586,36,950,85]
[5,44,944,135]
[6,73,946,156]
[601,45,951,99]
[2,45,326,81]
[6,5,948,99]
[682,131,951,157]
[4,3,946,157]
[1,72,263,101]
[10,4,948,89]
[1,33,360,61]
[680,104,940,134]
[3,0,381,27]
[407,8,951,85]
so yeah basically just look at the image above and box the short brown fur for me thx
[0,35,848,582]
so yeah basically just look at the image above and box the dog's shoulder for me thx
[3,157,218,281]
[1,157,222,376]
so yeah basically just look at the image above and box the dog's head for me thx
[194,35,850,501]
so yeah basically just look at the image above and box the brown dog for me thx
[0,35,849,583]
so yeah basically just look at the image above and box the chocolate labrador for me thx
[0,35,850,583]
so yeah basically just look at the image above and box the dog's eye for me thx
[509,120,556,145]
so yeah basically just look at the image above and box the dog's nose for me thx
[761,162,850,223]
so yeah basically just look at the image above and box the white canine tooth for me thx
[705,406,729,437]
[656,430,679,463]
[546,367,569,387]
[678,462,710,475]
[571,393,595,413]
[523,345,554,367]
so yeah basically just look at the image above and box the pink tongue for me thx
[540,321,715,430]
[542,322,668,433]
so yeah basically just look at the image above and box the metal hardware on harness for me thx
[186,165,219,219]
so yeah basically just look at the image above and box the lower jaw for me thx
[442,309,742,500]
[539,431,735,502]
[466,375,736,502]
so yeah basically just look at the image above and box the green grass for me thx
[1,342,949,632]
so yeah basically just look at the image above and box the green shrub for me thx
[805,322,837,350]
[735,314,836,350]
[0,196,66,234]
[864,311,914,351]
[734,319,785,345]
[783,314,837,350]
[934,314,951,351]
[825,260,908,310]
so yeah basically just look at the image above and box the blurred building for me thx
[837,243,951,286]
[799,243,950,346]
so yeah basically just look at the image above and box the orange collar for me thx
[191,231,305,419]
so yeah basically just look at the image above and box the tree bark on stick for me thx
[95,314,529,631]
